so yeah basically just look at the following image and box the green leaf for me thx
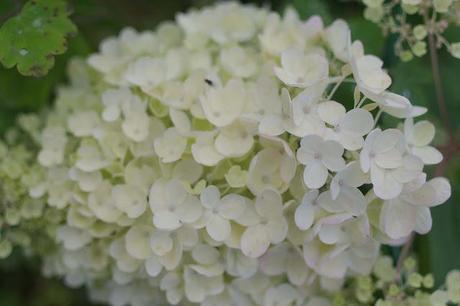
[0,0,77,77]
[291,0,332,24]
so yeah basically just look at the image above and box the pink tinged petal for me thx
[340,109,374,136]
[295,202,315,230]
[241,225,271,258]
[380,200,416,240]
[206,214,231,242]
[303,161,328,189]
[412,146,443,165]
[371,164,403,200]
[153,211,181,230]
[414,207,432,235]
[266,218,288,243]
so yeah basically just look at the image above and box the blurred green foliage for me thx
[0,0,459,305]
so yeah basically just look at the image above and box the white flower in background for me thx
[149,179,202,230]
[240,189,288,258]
[38,126,67,167]
[215,121,256,157]
[263,283,302,306]
[219,46,258,78]
[259,242,311,286]
[112,184,148,218]
[289,85,327,137]
[297,135,345,189]
[154,128,187,163]
[404,118,443,165]
[247,147,296,195]
[380,177,451,239]
[200,78,247,127]
[274,48,329,87]
[191,132,225,166]
[200,186,247,241]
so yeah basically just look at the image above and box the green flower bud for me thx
[0,239,13,259]
[450,42,460,59]
[434,0,453,13]
[412,41,427,57]
[408,272,423,288]
[363,0,384,8]
[423,274,434,288]
[364,7,384,23]
[413,25,427,40]
[402,3,419,14]
[400,50,414,62]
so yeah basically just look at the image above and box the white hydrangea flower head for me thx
[3,2,451,306]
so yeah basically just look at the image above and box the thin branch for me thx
[424,10,454,141]
[396,233,415,281]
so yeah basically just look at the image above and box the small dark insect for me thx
[204,78,214,86]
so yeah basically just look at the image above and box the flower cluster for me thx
[363,0,460,61]
[331,256,460,306]
[0,2,451,305]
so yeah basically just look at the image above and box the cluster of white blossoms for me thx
[4,2,451,305]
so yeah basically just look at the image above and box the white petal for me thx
[340,108,374,136]
[414,207,432,235]
[145,257,163,277]
[255,189,283,220]
[219,194,247,219]
[303,161,328,189]
[200,185,221,209]
[412,146,443,165]
[371,164,403,200]
[294,202,315,230]
[153,211,181,231]
[380,200,416,239]
[206,214,231,242]
[241,225,270,258]
[317,101,346,126]
[412,121,435,146]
